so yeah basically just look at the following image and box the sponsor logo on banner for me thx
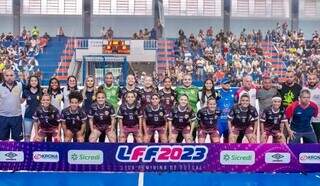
[265,153,291,164]
[68,150,103,165]
[33,151,59,163]
[116,145,208,162]
[0,151,24,162]
[299,153,320,164]
[220,150,255,165]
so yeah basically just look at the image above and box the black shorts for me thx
[0,115,23,141]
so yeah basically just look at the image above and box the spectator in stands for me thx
[107,27,113,40]
[31,26,40,39]
[138,29,144,39]
[58,26,65,37]
[0,68,23,141]
[132,33,138,40]
[150,28,157,40]
[101,26,107,38]
[43,32,50,41]
[143,28,149,39]
[206,26,214,38]
[57,26,65,41]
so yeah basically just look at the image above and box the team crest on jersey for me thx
[57,95,62,102]
[184,114,189,119]
[159,112,163,116]
[12,87,20,96]
[105,111,109,115]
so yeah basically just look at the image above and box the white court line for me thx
[138,172,144,186]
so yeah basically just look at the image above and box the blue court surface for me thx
[0,172,320,186]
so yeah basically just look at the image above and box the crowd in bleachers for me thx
[159,22,320,89]
[0,26,49,82]
[164,26,272,87]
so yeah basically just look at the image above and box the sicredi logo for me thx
[299,153,320,164]
[265,153,291,164]
[220,150,255,165]
[0,151,24,162]
[68,150,103,165]
[33,151,59,163]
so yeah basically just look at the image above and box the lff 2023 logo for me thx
[116,145,208,162]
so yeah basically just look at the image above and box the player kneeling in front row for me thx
[168,95,196,143]
[143,94,168,143]
[33,94,61,142]
[61,91,87,142]
[88,91,116,143]
[197,97,221,143]
[260,96,291,143]
[228,93,258,143]
[118,91,143,143]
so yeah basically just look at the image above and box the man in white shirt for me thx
[305,73,320,142]
[0,69,23,141]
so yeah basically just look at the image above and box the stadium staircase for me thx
[156,40,175,75]
[55,38,76,85]
[36,37,68,85]
[261,41,286,81]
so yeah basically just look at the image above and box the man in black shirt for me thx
[278,71,302,141]
[279,71,302,108]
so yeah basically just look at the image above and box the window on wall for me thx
[92,0,152,15]
[300,0,320,18]
[23,0,82,15]
[0,0,12,14]
[163,0,222,16]
[231,0,289,18]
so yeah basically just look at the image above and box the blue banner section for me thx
[0,142,320,172]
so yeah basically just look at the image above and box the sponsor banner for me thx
[0,151,24,162]
[33,151,59,163]
[0,143,319,172]
[265,153,291,164]
[220,150,255,165]
[68,150,103,165]
[299,153,320,164]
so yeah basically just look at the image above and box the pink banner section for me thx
[0,143,319,172]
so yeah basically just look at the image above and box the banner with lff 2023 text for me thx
[0,142,320,172]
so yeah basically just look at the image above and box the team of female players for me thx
[28,72,288,144]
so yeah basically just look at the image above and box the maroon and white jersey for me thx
[197,108,221,129]
[139,88,157,109]
[144,104,167,127]
[33,105,60,129]
[228,104,258,129]
[117,104,143,127]
[61,107,87,132]
[88,102,115,128]
[158,88,176,114]
[260,106,287,131]
[167,106,196,129]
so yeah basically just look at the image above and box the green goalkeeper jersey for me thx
[99,84,120,111]
[175,86,199,112]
